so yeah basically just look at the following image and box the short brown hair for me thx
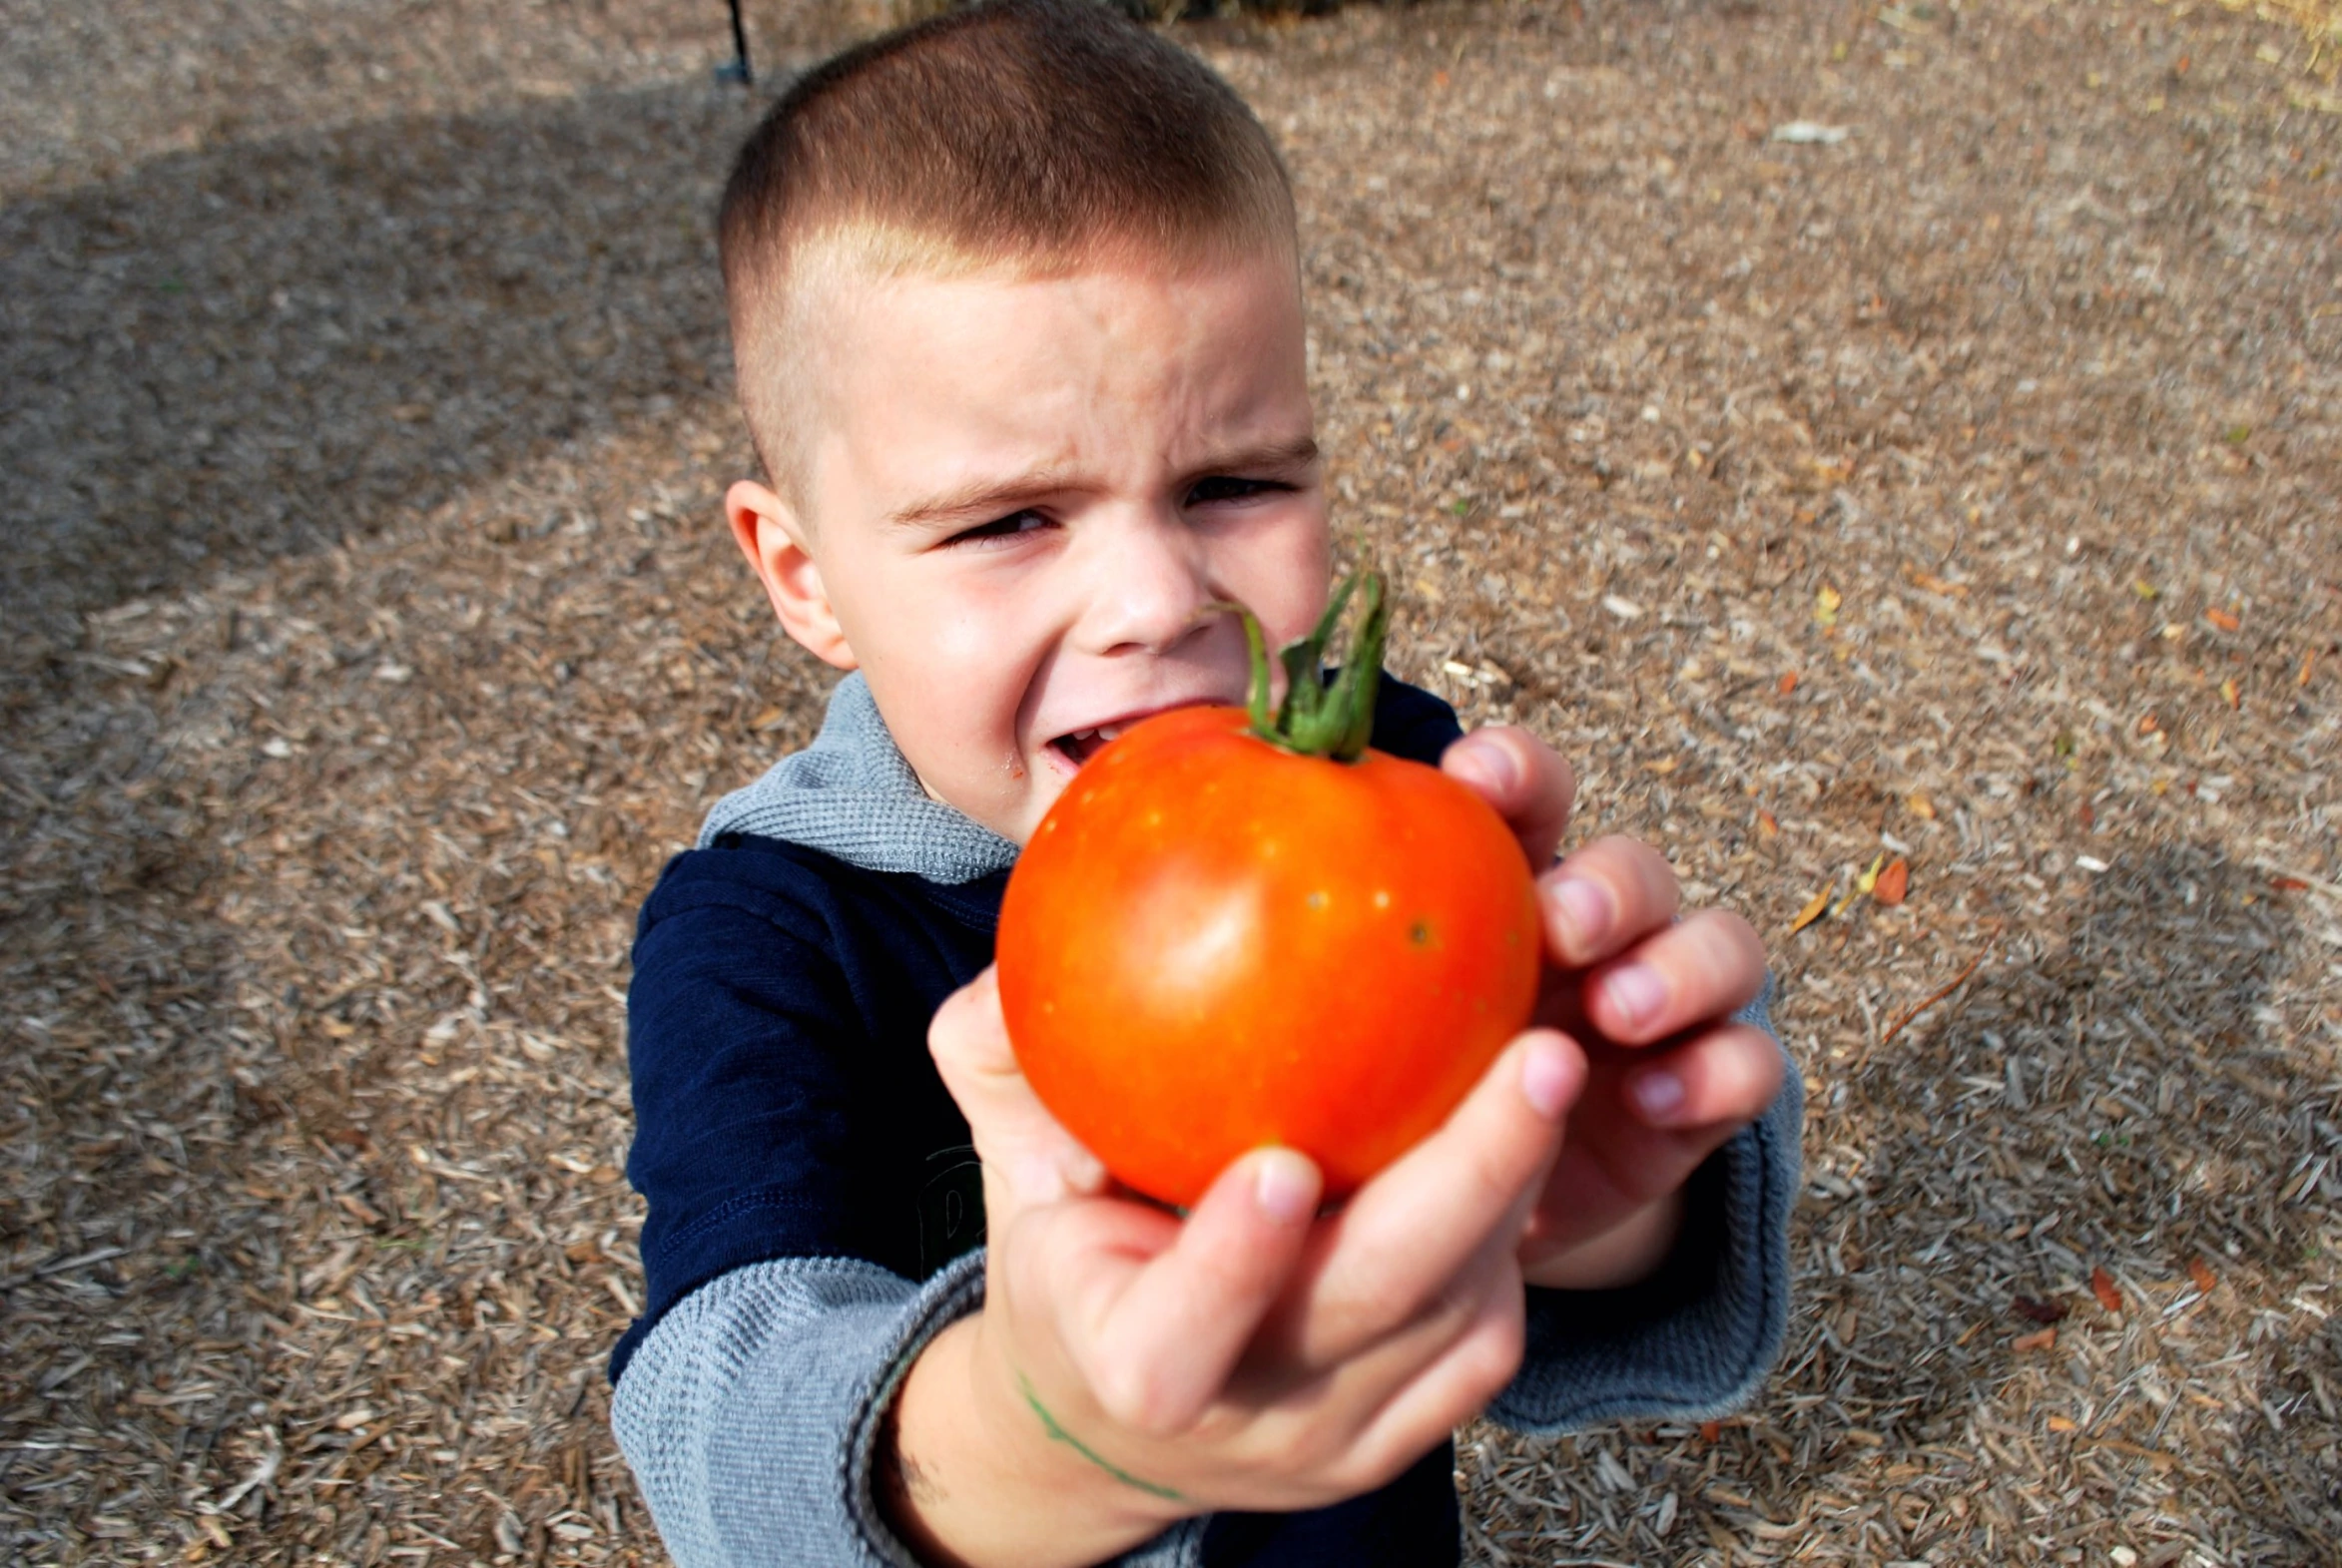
[718,0,1297,497]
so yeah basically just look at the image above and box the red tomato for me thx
[997,703,1540,1208]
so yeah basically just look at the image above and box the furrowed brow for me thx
[885,470,1078,533]
[1189,435,1321,476]
[883,436,1321,532]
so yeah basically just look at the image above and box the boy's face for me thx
[729,245,1331,845]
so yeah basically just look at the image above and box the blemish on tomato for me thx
[1307,890,1329,911]
[1409,920,1432,946]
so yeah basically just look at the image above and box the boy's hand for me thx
[1442,729,1783,1290]
[892,969,1584,1568]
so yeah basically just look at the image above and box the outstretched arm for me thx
[879,969,1586,1568]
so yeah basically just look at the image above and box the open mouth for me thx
[1046,721,1137,770]
[1043,696,1230,773]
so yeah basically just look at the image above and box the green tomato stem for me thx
[1208,569,1388,764]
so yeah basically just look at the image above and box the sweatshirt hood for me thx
[697,672,1020,884]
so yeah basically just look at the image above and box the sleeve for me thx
[613,860,1208,1568]
[613,1253,984,1568]
[616,875,878,1374]
[1485,985,1803,1432]
[612,1251,1212,1568]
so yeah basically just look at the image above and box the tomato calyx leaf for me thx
[1215,569,1389,763]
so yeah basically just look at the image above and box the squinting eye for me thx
[1186,476,1289,506]
[947,510,1050,546]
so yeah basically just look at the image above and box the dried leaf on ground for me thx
[1790,883,1835,934]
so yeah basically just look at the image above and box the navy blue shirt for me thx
[618,677,1477,1368]
[618,678,1476,1564]
[616,676,1739,1565]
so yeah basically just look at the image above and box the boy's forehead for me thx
[796,228,1301,350]
[792,238,1312,508]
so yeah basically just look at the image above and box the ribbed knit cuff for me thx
[845,1252,1209,1568]
[1485,983,1802,1432]
[845,1252,989,1566]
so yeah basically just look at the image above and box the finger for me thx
[1068,1148,1323,1438]
[1538,834,1681,968]
[1442,728,1575,867]
[1521,1024,1785,1256]
[1342,1249,1527,1494]
[1276,1031,1580,1365]
[1208,1225,1527,1510]
[1582,908,1768,1047]
[1516,1188,1684,1291]
[1619,1023,1786,1133]
[928,968,1107,1206]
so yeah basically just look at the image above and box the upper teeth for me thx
[1065,723,1128,748]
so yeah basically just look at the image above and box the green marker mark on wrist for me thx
[1015,1373,1186,1503]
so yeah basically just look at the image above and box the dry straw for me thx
[4,0,2338,1564]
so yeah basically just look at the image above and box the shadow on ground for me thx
[0,77,758,643]
[1788,837,2336,1555]
[0,84,767,1542]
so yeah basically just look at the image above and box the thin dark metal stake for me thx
[719,0,754,87]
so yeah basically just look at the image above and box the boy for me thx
[611,3,1800,1565]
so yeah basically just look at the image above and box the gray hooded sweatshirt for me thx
[611,671,1802,1566]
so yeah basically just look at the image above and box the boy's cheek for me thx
[1248,505,1333,621]
[878,678,1058,841]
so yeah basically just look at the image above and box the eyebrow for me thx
[884,434,1322,532]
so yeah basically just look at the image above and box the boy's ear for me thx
[726,480,858,671]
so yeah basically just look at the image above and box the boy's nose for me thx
[1079,513,1217,658]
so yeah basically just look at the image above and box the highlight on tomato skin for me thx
[994,570,1542,1209]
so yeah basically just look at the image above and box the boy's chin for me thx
[940,756,1070,847]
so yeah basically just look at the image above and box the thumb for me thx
[1076,1146,1323,1438]
[1443,728,1575,868]
[929,966,1108,1209]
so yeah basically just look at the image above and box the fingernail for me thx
[1601,963,1669,1030]
[1549,876,1614,953]
[1253,1149,1320,1224]
[1061,1147,1109,1196]
[1521,1037,1574,1118]
[1450,737,1520,795]
[1632,1069,1686,1123]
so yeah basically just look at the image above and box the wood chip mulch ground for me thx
[3,1,2338,1564]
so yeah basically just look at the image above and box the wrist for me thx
[964,1310,1194,1535]
[880,1311,1185,1568]
[1519,1190,1684,1290]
